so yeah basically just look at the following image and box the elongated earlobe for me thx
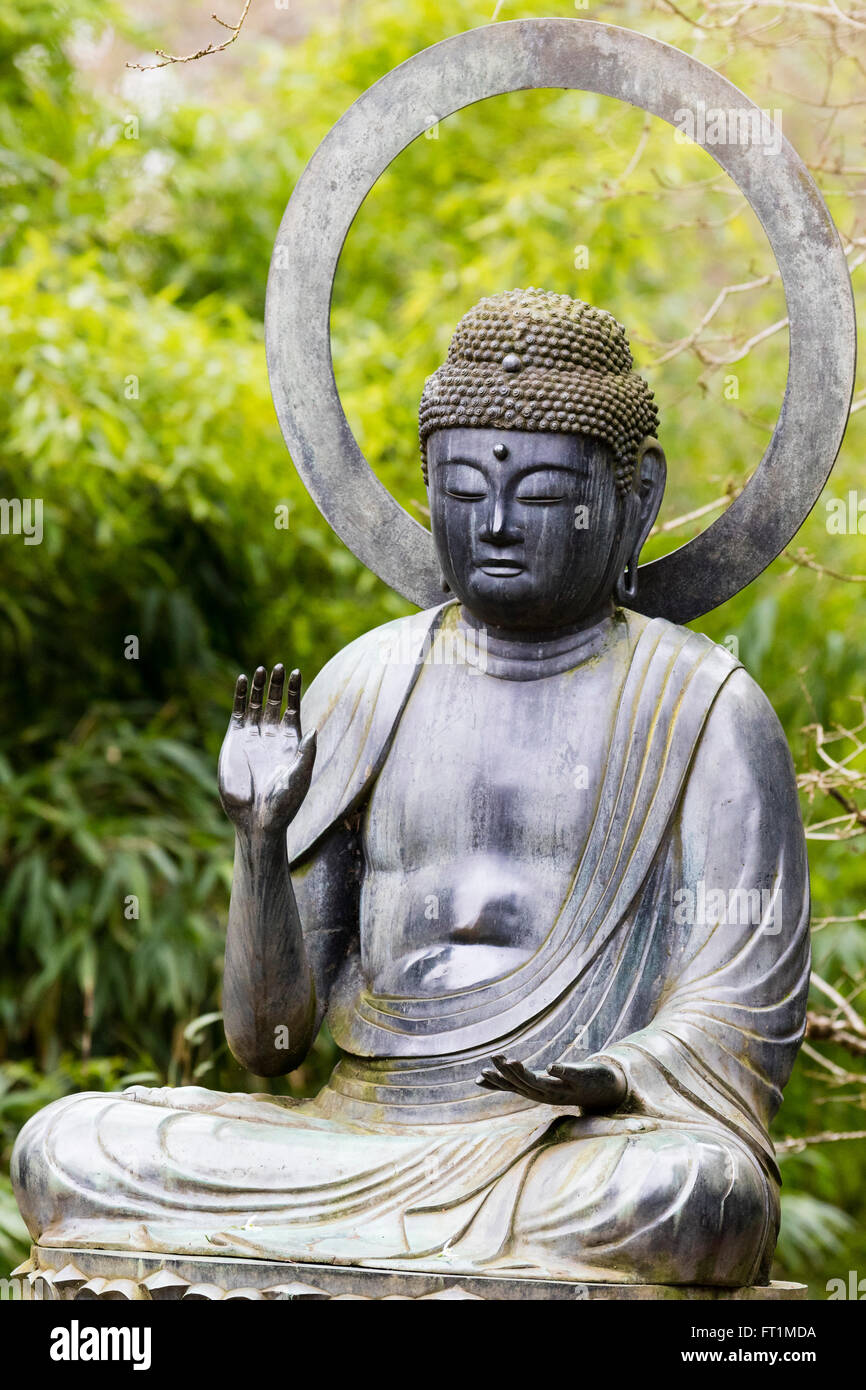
[615,439,666,609]
[614,557,639,605]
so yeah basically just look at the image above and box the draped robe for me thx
[12,604,810,1286]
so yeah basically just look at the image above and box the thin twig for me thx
[811,973,866,1035]
[649,484,742,536]
[777,1128,866,1153]
[783,547,866,583]
[127,0,253,71]
[806,1011,866,1055]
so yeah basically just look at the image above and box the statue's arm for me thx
[290,818,362,1036]
[593,666,811,1126]
[219,663,326,1077]
[655,664,810,1025]
[223,817,359,1076]
[223,821,312,1077]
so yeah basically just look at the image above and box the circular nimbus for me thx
[265,18,855,622]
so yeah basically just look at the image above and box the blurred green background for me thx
[1,0,864,1292]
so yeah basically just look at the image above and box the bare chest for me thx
[360,655,620,993]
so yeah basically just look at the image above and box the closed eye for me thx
[514,466,578,503]
[441,462,487,500]
[515,493,567,504]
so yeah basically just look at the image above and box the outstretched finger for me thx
[481,1059,542,1102]
[475,1070,513,1092]
[282,669,303,736]
[248,666,267,725]
[231,674,248,723]
[263,664,285,725]
[490,1055,538,1088]
[492,1056,557,1101]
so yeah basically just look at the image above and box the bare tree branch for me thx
[783,547,866,584]
[806,1012,866,1055]
[777,1127,866,1153]
[127,0,253,72]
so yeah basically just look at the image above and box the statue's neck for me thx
[456,600,620,681]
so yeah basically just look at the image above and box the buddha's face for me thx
[426,427,662,633]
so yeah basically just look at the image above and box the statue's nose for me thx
[479,492,521,544]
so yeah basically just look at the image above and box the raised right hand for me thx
[218,665,316,834]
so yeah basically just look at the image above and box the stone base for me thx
[15,1246,807,1301]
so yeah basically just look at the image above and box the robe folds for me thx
[12,604,810,1286]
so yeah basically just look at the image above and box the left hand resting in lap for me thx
[475,1054,627,1111]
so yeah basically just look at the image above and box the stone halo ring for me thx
[264,17,856,622]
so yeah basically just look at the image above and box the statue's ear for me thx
[631,437,666,557]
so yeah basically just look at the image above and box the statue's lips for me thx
[475,560,525,578]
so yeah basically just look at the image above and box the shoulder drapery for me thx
[286,602,450,865]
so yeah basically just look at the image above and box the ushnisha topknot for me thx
[419,288,660,496]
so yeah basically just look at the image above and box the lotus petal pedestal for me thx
[14,1246,807,1302]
